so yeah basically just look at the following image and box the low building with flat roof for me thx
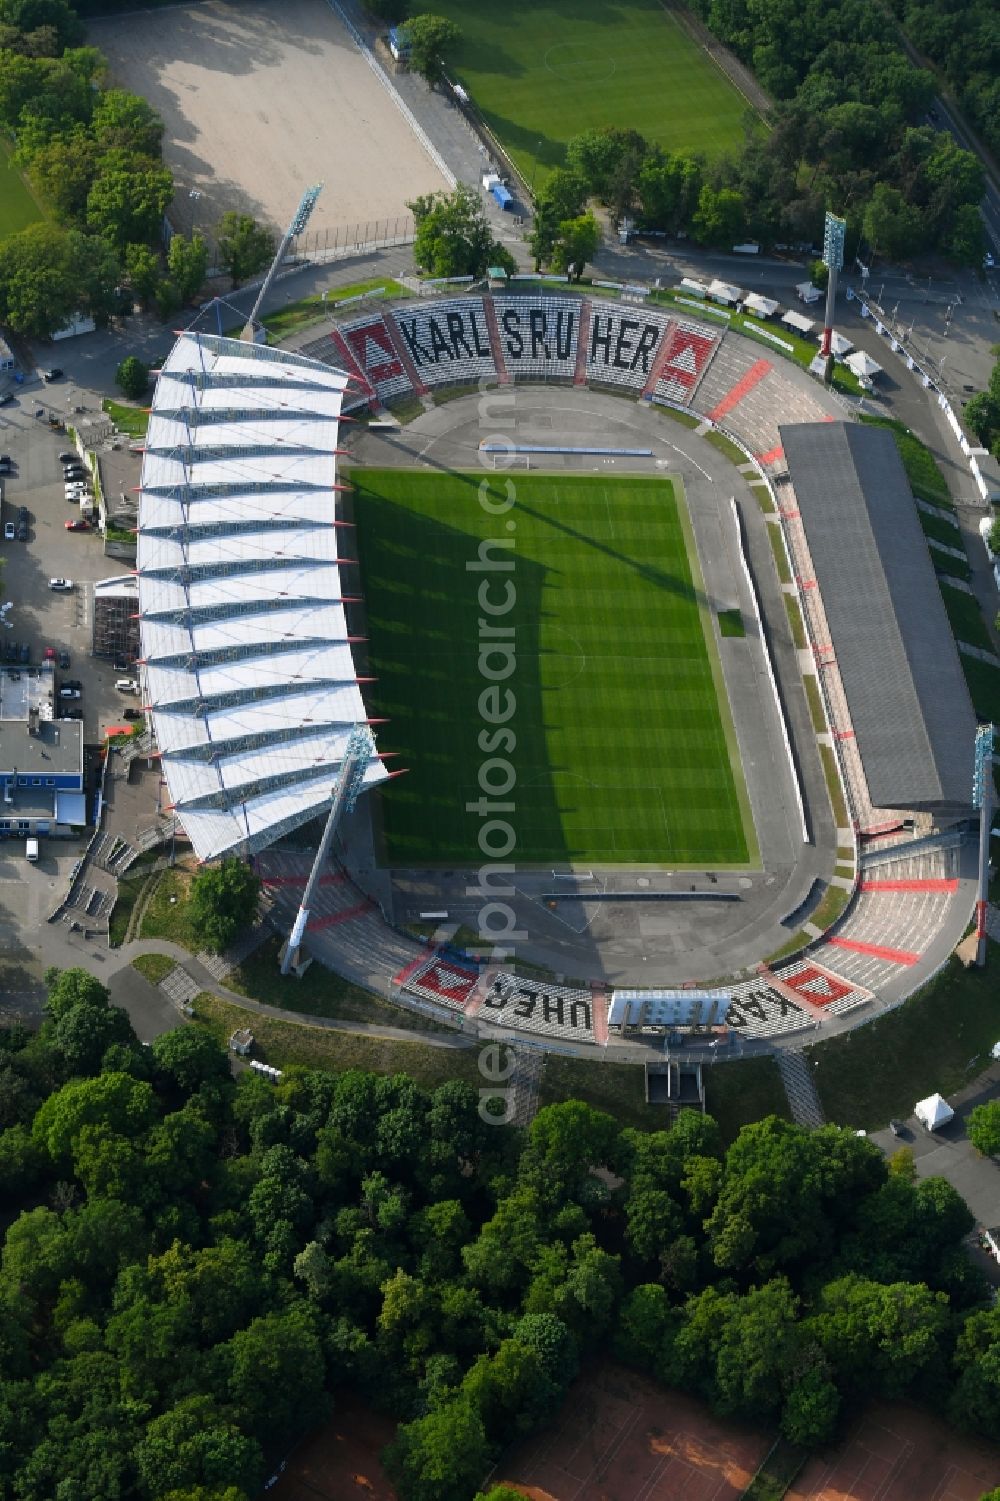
[0,715,84,836]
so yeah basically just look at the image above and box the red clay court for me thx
[788,1402,1000,1501]
[497,1364,768,1500]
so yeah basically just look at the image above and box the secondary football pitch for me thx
[352,469,757,868]
[425,0,752,184]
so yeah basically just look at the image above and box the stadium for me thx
[136,287,982,1057]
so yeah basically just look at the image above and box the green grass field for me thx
[416,0,751,185]
[0,136,44,239]
[352,469,756,868]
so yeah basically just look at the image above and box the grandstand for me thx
[137,333,389,863]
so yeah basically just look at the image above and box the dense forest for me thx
[2,968,1000,1501]
[891,0,999,160]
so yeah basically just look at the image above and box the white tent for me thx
[914,1093,954,1130]
[782,309,815,336]
[846,349,882,380]
[708,278,745,307]
[743,293,780,319]
[679,278,709,297]
[796,281,823,304]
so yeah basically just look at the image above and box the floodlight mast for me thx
[279,724,375,976]
[972,723,994,966]
[241,184,323,342]
[820,211,846,361]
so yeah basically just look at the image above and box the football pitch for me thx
[352,469,757,868]
[422,0,751,185]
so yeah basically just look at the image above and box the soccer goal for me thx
[491,451,530,470]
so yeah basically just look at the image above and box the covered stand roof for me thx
[137,331,388,863]
[781,421,977,817]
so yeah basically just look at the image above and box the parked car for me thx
[57,451,77,463]
[122,708,143,721]
[48,577,73,591]
[16,523,26,541]
[3,522,13,541]
[0,394,13,407]
[41,368,63,381]
[18,642,28,664]
[889,1120,906,1138]
[43,646,56,661]
[58,686,81,699]
[17,506,27,523]
[59,708,83,721]
[116,678,139,693]
[65,519,89,532]
[0,454,12,471]
[57,649,69,669]
[113,657,130,672]
[61,678,81,690]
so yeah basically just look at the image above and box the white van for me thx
[25,838,38,862]
[980,515,997,562]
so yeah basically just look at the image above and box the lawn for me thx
[0,136,44,239]
[190,991,486,1090]
[102,399,149,439]
[939,581,995,653]
[138,867,203,950]
[960,655,1000,724]
[353,468,757,867]
[132,953,177,985]
[225,935,452,1035]
[808,945,1000,1129]
[419,0,753,187]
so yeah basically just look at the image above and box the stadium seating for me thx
[650,319,721,405]
[585,304,674,393]
[477,972,596,1042]
[723,977,813,1039]
[388,298,498,387]
[494,296,581,381]
[400,953,480,1011]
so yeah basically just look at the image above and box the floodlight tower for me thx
[820,211,846,362]
[241,183,323,342]
[279,725,376,976]
[972,722,995,967]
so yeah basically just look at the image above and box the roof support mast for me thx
[973,723,994,966]
[279,724,375,976]
[242,184,323,343]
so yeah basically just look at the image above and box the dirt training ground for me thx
[89,0,450,244]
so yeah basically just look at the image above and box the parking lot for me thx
[0,386,141,742]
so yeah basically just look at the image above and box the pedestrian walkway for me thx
[777,1049,826,1128]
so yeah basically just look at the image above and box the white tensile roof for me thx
[137,331,388,863]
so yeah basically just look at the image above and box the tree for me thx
[637,151,702,233]
[24,125,98,222]
[862,182,923,261]
[124,241,160,308]
[86,151,174,251]
[566,126,648,220]
[216,211,274,288]
[51,999,137,1075]
[167,231,209,304]
[91,88,164,157]
[151,1026,231,1097]
[44,967,111,1023]
[0,221,116,336]
[967,1100,1000,1158]
[115,355,149,399]
[550,213,601,280]
[692,184,747,247]
[31,1071,157,1164]
[133,1395,262,1500]
[528,168,587,268]
[385,1397,491,1501]
[225,1306,327,1447]
[400,14,460,89]
[410,182,515,280]
[189,858,261,954]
